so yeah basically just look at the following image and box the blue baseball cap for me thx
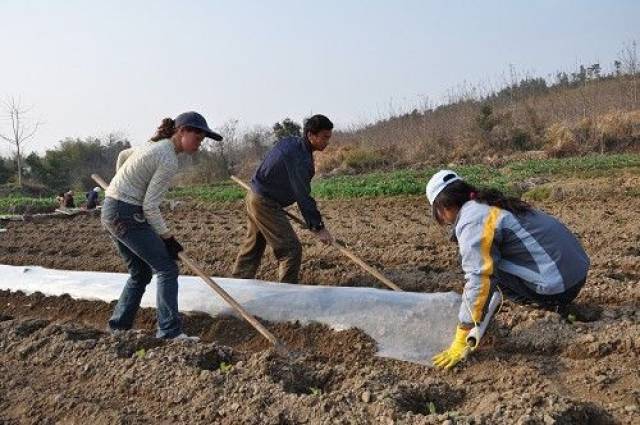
[175,111,223,141]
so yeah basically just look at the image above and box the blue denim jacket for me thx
[250,136,322,229]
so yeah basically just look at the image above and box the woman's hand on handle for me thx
[162,235,184,260]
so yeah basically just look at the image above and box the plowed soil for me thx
[1,174,639,424]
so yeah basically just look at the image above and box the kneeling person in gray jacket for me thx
[426,169,590,369]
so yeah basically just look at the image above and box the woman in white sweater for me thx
[102,111,222,339]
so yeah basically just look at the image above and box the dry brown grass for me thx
[316,145,396,175]
[544,123,580,157]
[544,110,640,157]
[326,75,640,173]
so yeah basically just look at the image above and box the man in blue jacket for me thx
[232,114,334,284]
[86,187,101,210]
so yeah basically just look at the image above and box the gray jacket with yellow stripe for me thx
[454,200,590,326]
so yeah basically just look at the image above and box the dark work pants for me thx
[232,191,302,284]
[495,270,585,308]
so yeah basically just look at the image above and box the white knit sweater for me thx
[105,139,178,236]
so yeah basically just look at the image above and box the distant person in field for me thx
[63,190,75,208]
[101,111,222,340]
[425,170,590,370]
[85,187,101,210]
[232,114,335,284]
[55,192,65,209]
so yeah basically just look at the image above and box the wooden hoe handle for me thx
[177,253,279,346]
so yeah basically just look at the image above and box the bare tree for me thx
[217,118,240,176]
[242,125,271,159]
[0,97,41,186]
[620,40,638,107]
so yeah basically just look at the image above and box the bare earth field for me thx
[1,174,639,424]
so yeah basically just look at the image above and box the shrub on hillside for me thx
[478,111,536,152]
[316,146,394,175]
[510,127,533,151]
[545,123,580,157]
[343,148,389,172]
[449,137,488,164]
[476,104,500,133]
[596,110,640,152]
[315,147,346,174]
[545,111,640,157]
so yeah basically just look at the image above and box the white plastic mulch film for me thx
[0,264,461,365]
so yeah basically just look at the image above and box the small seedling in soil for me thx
[135,348,146,359]
[219,362,232,374]
[427,401,437,414]
[309,387,322,396]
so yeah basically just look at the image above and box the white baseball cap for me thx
[425,170,462,205]
[93,187,101,192]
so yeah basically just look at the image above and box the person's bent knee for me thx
[275,241,302,262]
[290,240,302,261]
[131,266,153,286]
[156,261,179,283]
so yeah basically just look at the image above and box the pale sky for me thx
[0,0,638,155]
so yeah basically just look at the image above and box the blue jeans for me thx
[101,197,182,338]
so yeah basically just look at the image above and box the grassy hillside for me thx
[320,74,640,173]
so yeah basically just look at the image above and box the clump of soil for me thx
[390,381,465,415]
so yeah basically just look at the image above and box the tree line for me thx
[0,118,304,196]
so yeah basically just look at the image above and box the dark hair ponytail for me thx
[432,180,531,224]
[150,118,176,142]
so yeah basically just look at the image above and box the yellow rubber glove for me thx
[432,326,472,370]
